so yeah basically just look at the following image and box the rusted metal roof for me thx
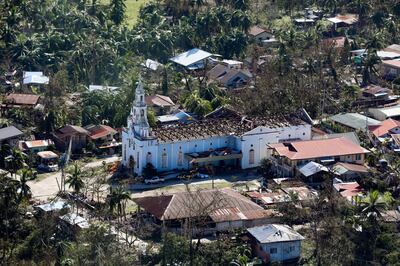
[133,189,272,223]
[145,94,175,107]
[86,125,117,140]
[5,93,40,106]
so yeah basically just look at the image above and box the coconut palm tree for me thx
[359,190,393,219]
[17,168,33,201]
[361,51,381,86]
[6,148,27,178]
[66,162,84,195]
[107,186,131,221]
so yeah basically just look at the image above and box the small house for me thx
[85,124,119,153]
[333,179,364,204]
[145,94,175,115]
[3,93,40,108]
[326,14,358,30]
[247,224,305,264]
[34,200,70,216]
[133,188,280,235]
[369,118,400,141]
[37,151,59,172]
[59,213,89,235]
[20,139,54,153]
[23,71,49,85]
[268,137,370,177]
[369,105,400,121]
[207,64,252,89]
[170,48,213,70]
[355,85,398,108]
[329,113,380,132]
[0,126,23,147]
[248,26,274,45]
[381,60,400,80]
[52,125,89,152]
[298,161,329,182]
[332,162,369,180]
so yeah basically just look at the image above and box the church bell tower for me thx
[128,77,150,138]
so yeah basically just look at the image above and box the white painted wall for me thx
[123,121,312,175]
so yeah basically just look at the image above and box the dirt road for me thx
[28,156,121,200]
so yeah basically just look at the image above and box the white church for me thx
[122,79,312,175]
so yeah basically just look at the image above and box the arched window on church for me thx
[141,96,143,102]
[141,109,144,117]
[249,149,255,165]
[146,152,152,164]
[177,151,183,166]
[162,152,167,168]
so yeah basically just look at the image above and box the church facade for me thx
[122,80,312,175]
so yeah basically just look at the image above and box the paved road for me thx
[28,156,121,201]
[129,170,262,191]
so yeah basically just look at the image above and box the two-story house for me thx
[268,137,370,177]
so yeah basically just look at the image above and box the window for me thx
[140,96,143,102]
[270,248,277,254]
[162,152,167,168]
[289,246,295,252]
[177,151,183,166]
[249,149,255,165]
[302,132,305,136]
[355,154,361,160]
[146,152,152,164]
[141,109,144,117]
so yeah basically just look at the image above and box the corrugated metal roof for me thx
[133,189,271,222]
[330,113,380,131]
[298,161,328,177]
[170,48,212,67]
[247,224,305,244]
[5,93,40,105]
[0,126,23,141]
[145,94,175,107]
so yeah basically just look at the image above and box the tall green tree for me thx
[66,162,84,195]
[17,168,33,201]
[110,0,126,25]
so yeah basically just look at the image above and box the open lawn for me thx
[101,0,150,27]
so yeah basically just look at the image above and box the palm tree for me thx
[359,190,393,219]
[17,168,33,201]
[107,186,131,221]
[6,148,27,177]
[66,162,84,195]
[361,51,380,86]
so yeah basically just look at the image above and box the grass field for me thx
[101,0,150,27]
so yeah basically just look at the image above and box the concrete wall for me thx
[123,122,312,175]
[260,240,302,263]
